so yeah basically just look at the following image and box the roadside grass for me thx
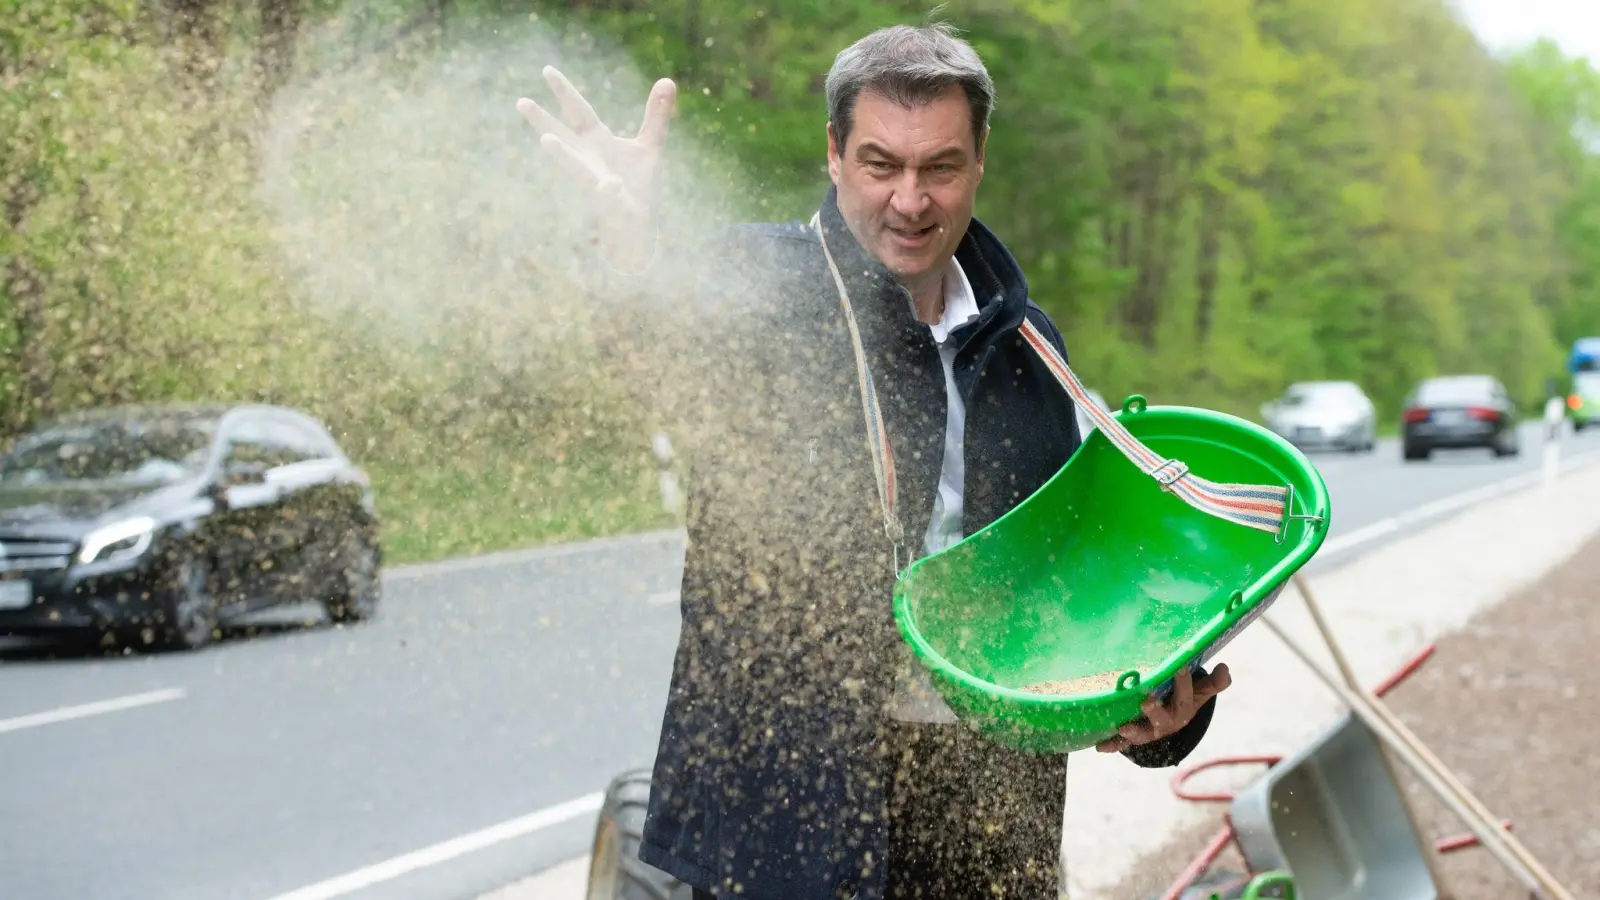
[368,438,676,565]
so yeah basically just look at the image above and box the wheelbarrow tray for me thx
[892,404,1329,754]
[1230,712,1438,900]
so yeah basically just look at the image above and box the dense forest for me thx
[4,0,1600,560]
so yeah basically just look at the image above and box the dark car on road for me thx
[0,404,381,649]
[1401,375,1521,461]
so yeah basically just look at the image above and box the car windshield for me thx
[1416,378,1495,405]
[1281,384,1359,407]
[0,416,216,486]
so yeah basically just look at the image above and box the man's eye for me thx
[865,161,895,173]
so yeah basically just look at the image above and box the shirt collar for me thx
[929,256,981,345]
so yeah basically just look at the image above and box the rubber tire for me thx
[1403,443,1430,461]
[586,769,689,900]
[325,532,381,624]
[158,555,218,651]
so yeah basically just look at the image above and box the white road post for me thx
[1543,392,1565,489]
[652,432,681,515]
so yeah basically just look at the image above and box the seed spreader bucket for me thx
[891,388,1330,755]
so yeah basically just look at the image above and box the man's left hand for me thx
[1095,664,1232,753]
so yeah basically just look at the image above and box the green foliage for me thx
[1505,38,1600,347]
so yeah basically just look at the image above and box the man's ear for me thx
[976,125,989,180]
[827,121,843,184]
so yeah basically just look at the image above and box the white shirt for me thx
[891,256,981,723]
[922,258,982,556]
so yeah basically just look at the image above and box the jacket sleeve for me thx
[1120,666,1219,768]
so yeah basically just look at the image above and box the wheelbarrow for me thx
[1153,645,1512,900]
[893,388,1331,754]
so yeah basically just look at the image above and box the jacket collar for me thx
[814,186,1029,350]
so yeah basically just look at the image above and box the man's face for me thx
[828,85,986,286]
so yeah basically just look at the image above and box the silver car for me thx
[1261,381,1377,453]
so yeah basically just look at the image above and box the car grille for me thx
[0,538,73,573]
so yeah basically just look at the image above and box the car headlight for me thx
[77,517,158,565]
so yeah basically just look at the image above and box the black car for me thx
[1401,375,1521,461]
[0,404,381,649]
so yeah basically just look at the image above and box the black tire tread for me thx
[159,555,217,651]
[326,533,381,624]
[589,769,685,900]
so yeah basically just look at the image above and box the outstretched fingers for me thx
[516,96,580,146]
[637,77,678,146]
[543,65,609,138]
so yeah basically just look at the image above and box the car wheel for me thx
[158,556,218,651]
[587,770,686,900]
[325,532,381,624]
[1403,443,1430,461]
[1493,433,1520,458]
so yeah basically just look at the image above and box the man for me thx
[518,22,1231,900]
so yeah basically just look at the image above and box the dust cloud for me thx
[256,12,754,403]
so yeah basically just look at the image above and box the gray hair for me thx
[825,22,996,152]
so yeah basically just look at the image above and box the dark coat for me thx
[632,188,1215,900]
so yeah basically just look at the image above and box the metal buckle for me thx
[1273,483,1327,544]
[885,518,908,579]
[1151,459,1190,488]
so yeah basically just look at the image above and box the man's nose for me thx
[889,172,931,220]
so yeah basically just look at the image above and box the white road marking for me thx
[260,792,604,900]
[1316,445,1600,560]
[0,688,186,735]
[646,590,680,606]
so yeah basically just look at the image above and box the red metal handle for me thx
[1437,820,1514,855]
[1373,643,1437,698]
[1170,755,1283,803]
[1157,824,1242,900]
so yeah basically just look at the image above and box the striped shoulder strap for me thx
[1017,318,1289,534]
[811,208,1292,579]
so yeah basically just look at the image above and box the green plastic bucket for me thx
[891,399,1330,754]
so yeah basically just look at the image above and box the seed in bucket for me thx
[1020,670,1123,696]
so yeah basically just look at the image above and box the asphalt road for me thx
[1,423,1594,900]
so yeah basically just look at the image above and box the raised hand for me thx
[517,66,677,268]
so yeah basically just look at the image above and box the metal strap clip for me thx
[1151,459,1190,488]
[1273,483,1327,544]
